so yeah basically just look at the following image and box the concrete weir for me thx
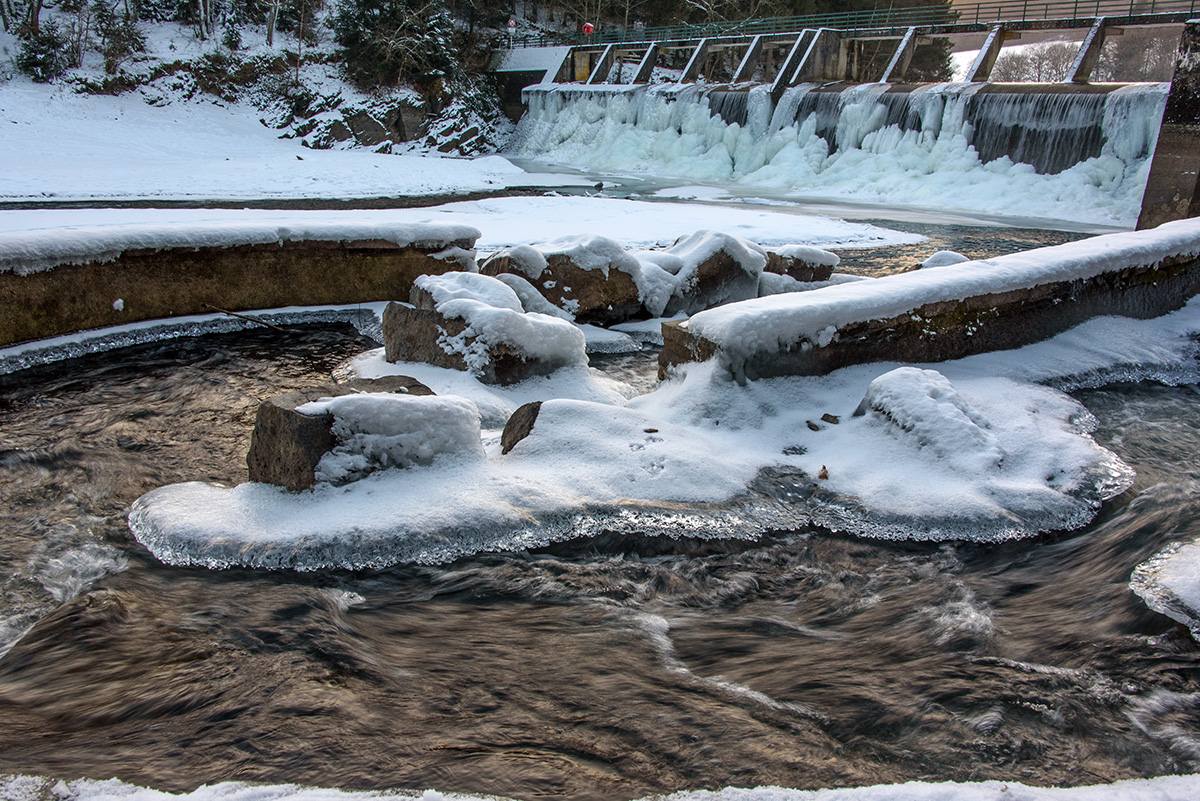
[659,220,1200,382]
[0,225,479,348]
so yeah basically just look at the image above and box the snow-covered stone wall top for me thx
[686,219,1200,359]
[0,220,482,275]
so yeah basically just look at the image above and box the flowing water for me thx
[2,299,1200,799]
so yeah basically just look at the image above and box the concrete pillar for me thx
[732,35,765,83]
[1066,17,1109,84]
[1137,22,1200,229]
[632,44,659,84]
[680,38,711,82]
[792,28,845,84]
[966,25,1006,82]
[573,51,590,82]
[586,44,616,84]
[879,27,918,83]
[771,30,816,102]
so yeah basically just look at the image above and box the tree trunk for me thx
[197,0,209,40]
[266,0,279,46]
[25,0,43,34]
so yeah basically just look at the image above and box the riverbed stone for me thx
[246,376,435,491]
[482,252,643,325]
[765,250,835,282]
[382,301,567,386]
[665,239,765,316]
[501,401,543,454]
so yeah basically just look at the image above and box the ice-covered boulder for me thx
[921,250,971,269]
[853,368,1006,475]
[297,394,485,486]
[765,245,839,282]
[246,376,435,491]
[383,272,586,385]
[663,231,768,316]
[481,235,648,325]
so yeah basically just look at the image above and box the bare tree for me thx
[991,41,1078,82]
[267,0,282,46]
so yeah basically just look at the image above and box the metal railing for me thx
[507,0,1198,48]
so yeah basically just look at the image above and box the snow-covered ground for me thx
[6,772,1200,801]
[0,79,538,202]
[0,199,923,267]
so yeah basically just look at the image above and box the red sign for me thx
[507,18,516,29]
[582,22,594,34]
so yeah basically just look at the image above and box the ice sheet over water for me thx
[1131,538,1200,641]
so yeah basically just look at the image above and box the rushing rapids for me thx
[512,81,1169,227]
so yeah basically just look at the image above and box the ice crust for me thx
[1131,539,1200,641]
[125,294,1200,571]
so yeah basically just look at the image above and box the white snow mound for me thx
[415,272,522,313]
[921,250,970,268]
[296,394,484,485]
[854,368,1005,474]
[773,245,841,268]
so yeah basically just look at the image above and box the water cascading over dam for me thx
[512,81,1169,226]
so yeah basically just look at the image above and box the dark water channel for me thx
[2,274,1200,798]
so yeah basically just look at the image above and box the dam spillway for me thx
[511,80,1169,226]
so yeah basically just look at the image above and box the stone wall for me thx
[0,239,472,347]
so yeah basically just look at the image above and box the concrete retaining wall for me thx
[0,239,472,347]
[660,226,1200,381]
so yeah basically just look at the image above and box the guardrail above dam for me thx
[505,0,1198,48]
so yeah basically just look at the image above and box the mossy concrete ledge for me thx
[0,221,480,347]
[659,220,1200,381]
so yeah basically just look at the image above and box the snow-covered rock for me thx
[383,272,586,385]
[482,234,648,325]
[663,230,768,316]
[246,376,436,491]
[298,394,485,485]
[766,245,839,282]
[853,368,1006,475]
[673,219,1200,381]
[921,250,971,269]
[413,272,522,313]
